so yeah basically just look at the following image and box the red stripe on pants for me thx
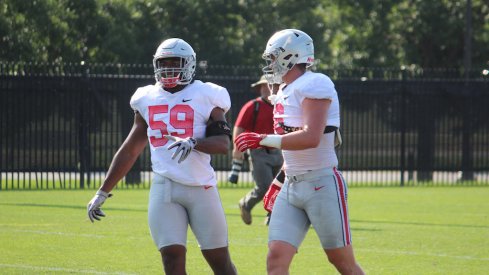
[333,167,351,245]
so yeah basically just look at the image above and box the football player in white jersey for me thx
[87,38,237,275]
[235,29,364,275]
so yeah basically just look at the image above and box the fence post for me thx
[461,0,474,181]
[461,82,474,181]
[78,62,90,189]
[0,63,2,190]
[400,67,407,187]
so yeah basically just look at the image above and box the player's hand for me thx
[263,182,281,213]
[164,135,197,163]
[234,132,266,152]
[87,190,112,223]
[228,159,243,184]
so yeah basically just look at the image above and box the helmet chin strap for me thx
[160,75,180,88]
[263,72,283,86]
[272,73,283,84]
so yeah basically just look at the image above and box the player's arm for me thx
[193,106,231,154]
[228,125,246,184]
[100,112,148,192]
[280,98,330,150]
[87,112,148,222]
[235,98,330,152]
[232,126,246,159]
[163,107,230,163]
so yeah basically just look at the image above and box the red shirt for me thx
[235,97,275,134]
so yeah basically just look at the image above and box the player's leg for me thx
[325,245,364,275]
[267,240,296,275]
[239,149,276,224]
[201,247,237,275]
[267,181,310,274]
[160,245,187,275]
[148,175,189,274]
[306,169,364,274]
[252,149,278,200]
[247,149,275,204]
[182,184,236,274]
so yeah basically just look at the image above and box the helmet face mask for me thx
[153,38,196,88]
[262,29,314,83]
[154,57,186,88]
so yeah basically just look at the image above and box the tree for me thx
[327,0,489,69]
[1,0,488,70]
[0,0,110,63]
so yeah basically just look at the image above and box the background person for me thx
[87,38,237,275]
[228,75,283,225]
[235,29,364,274]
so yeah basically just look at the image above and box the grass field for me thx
[1,186,489,274]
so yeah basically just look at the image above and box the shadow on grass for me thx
[0,202,145,212]
[351,219,489,229]
[351,227,382,232]
[4,203,487,229]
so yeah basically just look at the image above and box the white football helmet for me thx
[262,29,314,83]
[153,38,196,88]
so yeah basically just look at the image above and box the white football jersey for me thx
[130,80,231,186]
[273,71,340,173]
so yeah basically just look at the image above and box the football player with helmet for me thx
[235,29,364,274]
[87,38,237,274]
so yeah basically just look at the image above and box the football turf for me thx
[0,186,488,274]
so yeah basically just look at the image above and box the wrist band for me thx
[189,137,197,147]
[96,190,109,198]
[231,159,243,173]
[259,135,282,149]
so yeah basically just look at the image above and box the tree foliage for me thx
[1,0,488,70]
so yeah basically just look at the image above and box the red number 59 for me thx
[148,104,194,147]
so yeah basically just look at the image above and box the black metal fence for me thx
[1,62,488,189]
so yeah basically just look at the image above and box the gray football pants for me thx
[242,148,283,211]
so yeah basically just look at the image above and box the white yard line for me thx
[0,263,136,275]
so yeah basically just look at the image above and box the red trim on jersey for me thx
[334,167,351,245]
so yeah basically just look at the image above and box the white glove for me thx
[164,135,197,163]
[87,190,111,223]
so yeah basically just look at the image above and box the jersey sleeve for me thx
[299,73,337,100]
[207,82,231,113]
[130,85,152,113]
[234,100,255,131]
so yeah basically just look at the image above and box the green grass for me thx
[1,187,488,274]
